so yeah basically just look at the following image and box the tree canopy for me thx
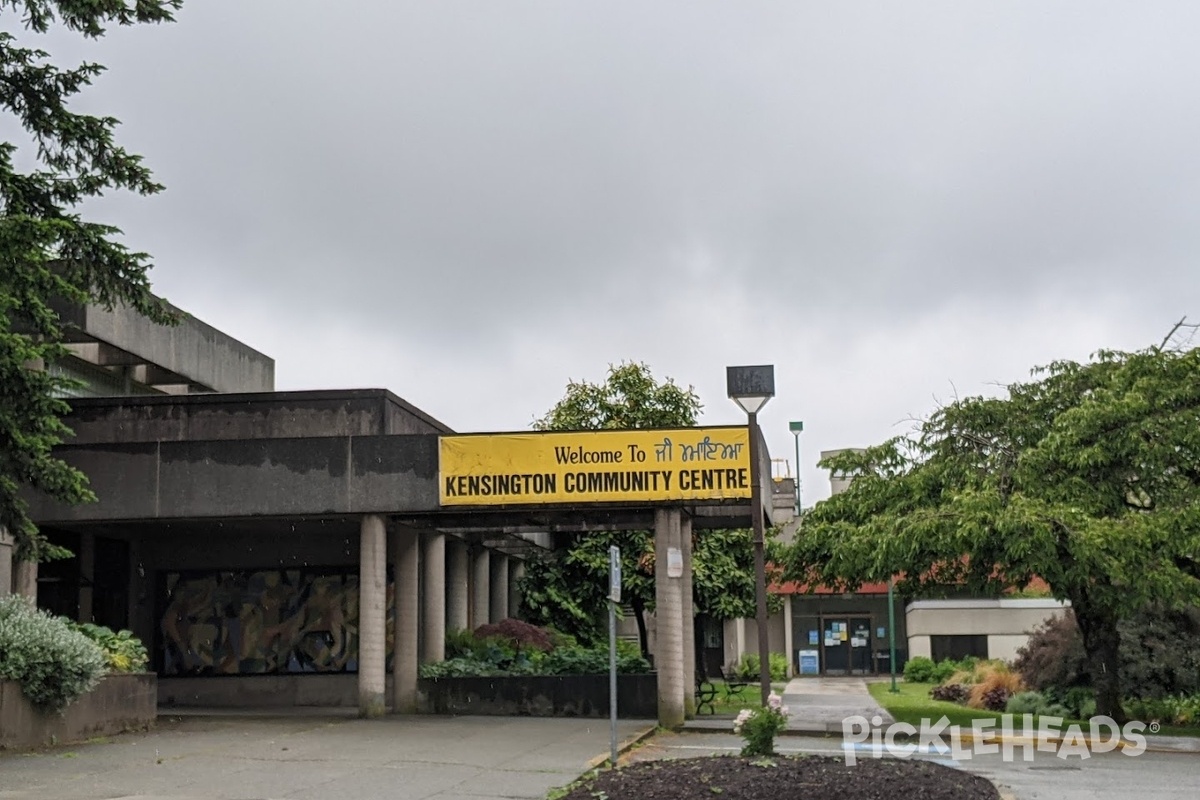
[520,361,779,656]
[786,335,1200,721]
[1,1,179,560]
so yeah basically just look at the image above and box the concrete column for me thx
[14,558,38,601]
[358,514,387,718]
[654,507,685,728]
[78,532,95,623]
[680,514,696,718]
[508,560,526,619]
[489,552,509,623]
[0,527,13,597]
[391,527,420,713]
[471,546,490,629]
[446,539,470,632]
[421,531,446,663]
[783,596,795,678]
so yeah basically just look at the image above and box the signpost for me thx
[608,546,621,766]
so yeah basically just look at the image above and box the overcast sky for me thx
[40,1,1200,502]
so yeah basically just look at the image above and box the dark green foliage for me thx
[1,0,181,560]
[66,621,147,672]
[903,656,935,683]
[788,341,1200,722]
[1014,608,1200,700]
[418,621,650,679]
[0,595,105,710]
[735,652,788,682]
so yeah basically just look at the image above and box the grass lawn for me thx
[703,680,790,716]
[869,681,1200,738]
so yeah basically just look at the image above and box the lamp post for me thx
[727,365,775,707]
[888,577,898,693]
[788,421,803,516]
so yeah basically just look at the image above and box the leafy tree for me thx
[1,1,180,561]
[520,361,781,657]
[786,335,1200,722]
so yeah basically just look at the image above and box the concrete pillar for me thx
[508,560,525,620]
[391,527,420,713]
[78,532,95,623]
[421,531,446,663]
[0,527,13,597]
[471,546,490,629]
[654,507,685,728]
[446,539,470,632]
[358,514,387,718]
[783,596,795,678]
[680,514,696,718]
[489,552,509,623]
[14,558,38,601]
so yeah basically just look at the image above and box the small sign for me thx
[877,627,886,638]
[808,630,819,645]
[799,650,820,675]
[609,546,621,603]
[666,547,683,578]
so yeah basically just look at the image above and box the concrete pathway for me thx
[780,676,894,733]
[0,713,654,800]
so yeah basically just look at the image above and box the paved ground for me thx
[626,730,1200,799]
[0,714,653,800]
[686,675,894,734]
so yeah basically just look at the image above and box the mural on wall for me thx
[160,568,395,676]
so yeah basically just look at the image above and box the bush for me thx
[1006,691,1047,716]
[930,660,961,685]
[966,670,1025,710]
[930,683,969,703]
[1014,607,1200,701]
[473,618,554,653]
[1126,694,1200,727]
[733,693,790,757]
[0,596,106,712]
[904,656,935,683]
[737,652,788,682]
[67,622,148,673]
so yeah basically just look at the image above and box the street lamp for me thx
[726,364,775,706]
[789,421,803,516]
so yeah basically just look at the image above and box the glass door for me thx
[849,617,873,675]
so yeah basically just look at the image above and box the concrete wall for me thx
[63,390,451,445]
[24,434,440,523]
[0,674,156,750]
[53,298,274,394]
[905,598,1070,662]
[159,675,379,708]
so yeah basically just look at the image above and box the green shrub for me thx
[445,628,478,659]
[1006,691,1047,715]
[733,693,790,757]
[67,622,148,673]
[736,652,788,682]
[930,659,961,685]
[1126,694,1200,727]
[904,656,935,683]
[0,596,106,712]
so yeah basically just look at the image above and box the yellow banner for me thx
[439,427,751,506]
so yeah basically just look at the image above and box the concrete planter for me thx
[417,672,657,718]
[0,673,157,751]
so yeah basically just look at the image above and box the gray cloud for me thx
[33,1,1200,499]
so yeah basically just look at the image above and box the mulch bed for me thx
[557,755,1000,800]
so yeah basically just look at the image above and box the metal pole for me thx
[609,598,618,764]
[792,432,801,516]
[750,411,771,706]
[888,577,898,693]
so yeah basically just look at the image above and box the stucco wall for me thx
[904,599,1069,662]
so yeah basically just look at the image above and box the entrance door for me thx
[849,617,873,675]
[821,617,850,675]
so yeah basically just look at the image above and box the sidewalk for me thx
[684,676,893,735]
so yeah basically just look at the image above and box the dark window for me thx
[931,634,988,662]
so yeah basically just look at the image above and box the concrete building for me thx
[3,297,762,727]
